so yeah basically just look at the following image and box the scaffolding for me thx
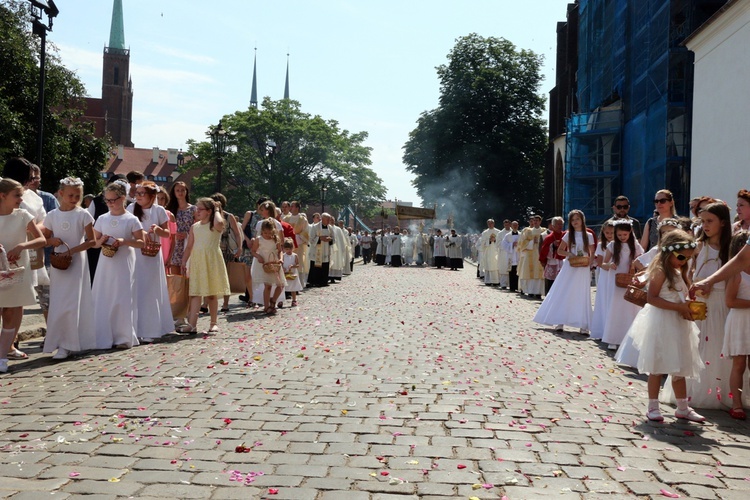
[565,0,726,222]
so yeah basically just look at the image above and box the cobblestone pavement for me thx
[1,263,749,500]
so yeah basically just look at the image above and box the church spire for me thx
[283,53,290,100]
[108,0,126,50]
[250,48,258,108]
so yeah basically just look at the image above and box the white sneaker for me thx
[607,344,618,350]
[675,407,706,423]
[646,408,664,422]
[554,325,564,332]
[0,358,7,373]
[52,348,69,360]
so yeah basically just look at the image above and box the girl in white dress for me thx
[251,218,285,314]
[615,219,680,368]
[127,181,174,342]
[723,231,750,419]
[662,203,733,409]
[0,178,46,373]
[590,221,614,340]
[41,178,96,359]
[533,209,595,333]
[627,230,705,423]
[282,238,302,306]
[601,220,643,349]
[92,182,145,349]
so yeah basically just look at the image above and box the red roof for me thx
[103,147,187,182]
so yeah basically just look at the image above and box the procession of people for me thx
[4,155,750,424]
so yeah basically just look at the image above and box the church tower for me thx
[101,0,134,146]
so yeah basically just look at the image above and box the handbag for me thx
[226,260,245,294]
[167,274,189,319]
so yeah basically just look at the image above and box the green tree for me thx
[184,97,386,216]
[0,1,109,192]
[403,34,547,228]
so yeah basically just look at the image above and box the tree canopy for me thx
[0,1,109,192]
[403,34,547,228]
[185,97,387,216]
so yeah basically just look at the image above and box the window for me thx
[113,66,119,85]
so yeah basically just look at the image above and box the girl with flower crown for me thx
[626,230,705,423]
[127,181,174,342]
[41,177,97,359]
[601,219,643,350]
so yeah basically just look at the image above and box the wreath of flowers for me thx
[662,241,696,252]
[59,177,84,187]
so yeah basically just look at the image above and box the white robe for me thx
[43,207,97,353]
[126,204,174,339]
[328,225,346,278]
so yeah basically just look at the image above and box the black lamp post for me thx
[29,0,59,169]
[208,120,228,193]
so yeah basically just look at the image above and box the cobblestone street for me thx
[1,263,749,499]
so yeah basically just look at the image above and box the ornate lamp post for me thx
[208,120,228,193]
[29,0,59,168]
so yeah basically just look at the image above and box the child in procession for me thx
[590,220,615,340]
[41,177,96,359]
[282,238,302,307]
[251,218,285,315]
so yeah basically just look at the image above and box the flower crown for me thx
[658,219,680,229]
[662,241,696,252]
[612,218,633,226]
[60,177,84,187]
[112,179,130,192]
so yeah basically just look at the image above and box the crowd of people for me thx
[470,190,750,423]
[4,156,750,425]
[0,157,360,373]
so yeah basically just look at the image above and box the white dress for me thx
[723,272,750,356]
[629,272,703,378]
[126,204,174,340]
[590,245,613,340]
[0,209,36,307]
[602,241,643,346]
[283,252,303,292]
[662,244,731,408]
[533,231,594,330]
[43,208,97,353]
[92,212,143,349]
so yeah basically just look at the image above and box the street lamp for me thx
[29,0,59,169]
[208,120,228,193]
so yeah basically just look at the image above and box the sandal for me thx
[220,307,229,313]
[7,348,28,360]
[207,324,219,333]
[729,408,747,420]
[291,301,297,307]
[199,307,208,314]
[176,324,198,334]
[277,301,284,309]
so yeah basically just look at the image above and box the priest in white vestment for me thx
[307,213,335,287]
[445,229,463,270]
[502,221,520,291]
[497,219,512,288]
[328,221,346,281]
[479,219,502,285]
[517,214,545,297]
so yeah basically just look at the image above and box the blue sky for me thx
[49,0,573,205]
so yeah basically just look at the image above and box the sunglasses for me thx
[672,251,689,261]
[615,204,629,209]
[654,198,671,204]
[104,196,122,205]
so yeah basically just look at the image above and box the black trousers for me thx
[545,278,555,295]
[362,248,372,264]
[509,265,518,292]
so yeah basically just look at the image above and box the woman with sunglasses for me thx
[640,189,678,252]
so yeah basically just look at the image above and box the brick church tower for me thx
[101,0,133,147]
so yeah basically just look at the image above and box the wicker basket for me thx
[568,255,590,268]
[50,242,72,270]
[615,273,634,288]
[0,247,25,289]
[623,285,647,307]
[101,243,118,258]
[263,261,281,274]
[141,232,161,257]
